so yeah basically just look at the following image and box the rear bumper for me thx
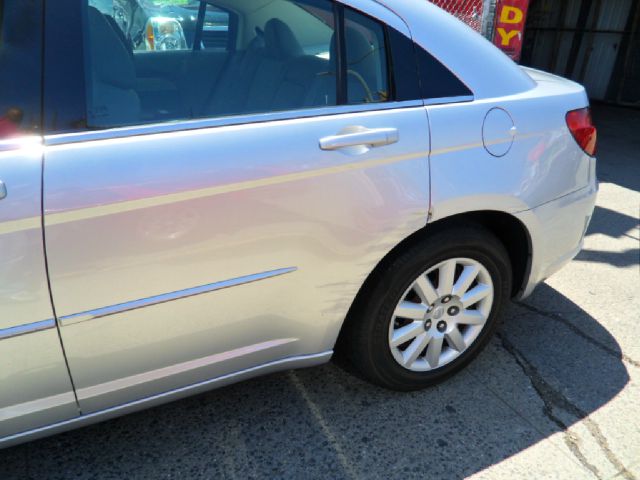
[515,181,598,299]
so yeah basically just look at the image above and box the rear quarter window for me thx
[387,24,472,102]
[416,45,473,99]
[0,0,43,138]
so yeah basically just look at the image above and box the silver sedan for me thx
[0,0,597,447]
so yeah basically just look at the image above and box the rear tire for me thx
[342,225,512,391]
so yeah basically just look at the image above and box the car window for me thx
[416,45,473,100]
[385,25,473,102]
[0,0,43,139]
[386,26,421,103]
[343,7,389,105]
[84,0,338,128]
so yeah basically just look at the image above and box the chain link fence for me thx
[429,0,497,39]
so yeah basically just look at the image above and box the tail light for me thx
[566,108,597,157]
[145,18,187,51]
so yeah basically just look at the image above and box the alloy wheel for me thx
[388,257,494,372]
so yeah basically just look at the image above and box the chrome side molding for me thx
[423,95,474,106]
[44,101,424,146]
[59,267,298,327]
[0,319,56,341]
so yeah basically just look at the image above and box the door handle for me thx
[319,127,399,151]
[0,181,6,200]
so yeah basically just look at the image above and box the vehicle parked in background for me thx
[0,0,597,448]
[92,0,230,50]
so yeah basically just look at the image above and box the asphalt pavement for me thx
[1,104,639,479]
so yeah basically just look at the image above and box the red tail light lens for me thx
[566,108,597,157]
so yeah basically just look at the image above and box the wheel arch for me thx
[334,210,532,353]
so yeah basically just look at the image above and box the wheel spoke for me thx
[425,336,443,368]
[402,333,430,367]
[452,264,480,297]
[413,275,439,306]
[390,321,424,347]
[461,284,493,308]
[394,301,428,320]
[389,257,494,373]
[457,310,486,325]
[437,260,456,296]
[445,327,466,352]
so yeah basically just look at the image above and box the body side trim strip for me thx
[0,319,56,341]
[0,350,333,449]
[59,267,297,326]
[42,95,475,147]
[76,338,298,401]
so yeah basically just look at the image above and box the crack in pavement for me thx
[516,302,640,369]
[497,332,636,480]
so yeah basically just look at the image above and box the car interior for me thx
[86,0,389,128]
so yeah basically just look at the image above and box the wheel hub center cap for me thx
[432,306,445,320]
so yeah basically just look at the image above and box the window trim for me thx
[423,95,474,106]
[383,24,401,102]
[334,2,348,105]
[44,99,424,146]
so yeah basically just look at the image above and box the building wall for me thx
[521,0,640,106]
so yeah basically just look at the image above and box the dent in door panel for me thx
[44,108,430,412]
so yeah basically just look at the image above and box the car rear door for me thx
[0,0,78,442]
[42,0,431,413]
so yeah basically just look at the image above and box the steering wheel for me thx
[347,69,375,103]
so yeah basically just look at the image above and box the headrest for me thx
[330,27,377,90]
[345,27,375,71]
[264,18,303,60]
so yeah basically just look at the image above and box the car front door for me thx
[42,0,431,413]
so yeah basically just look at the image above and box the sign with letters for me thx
[492,0,530,62]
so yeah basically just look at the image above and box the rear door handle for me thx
[319,127,399,151]
[0,181,6,200]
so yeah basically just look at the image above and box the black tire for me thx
[341,224,512,391]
